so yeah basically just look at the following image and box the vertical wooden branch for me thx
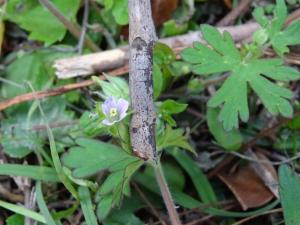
[128,0,157,161]
[128,1,181,225]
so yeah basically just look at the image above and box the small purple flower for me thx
[102,96,129,126]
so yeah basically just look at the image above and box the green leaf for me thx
[1,50,73,99]
[1,97,73,158]
[36,182,57,225]
[157,99,187,126]
[269,0,287,36]
[169,61,191,77]
[99,160,143,203]
[6,214,24,225]
[271,20,300,55]
[103,0,114,9]
[0,200,46,224]
[97,194,113,221]
[182,25,300,130]
[99,160,143,196]
[159,99,188,114]
[78,187,98,225]
[5,0,81,45]
[76,111,106,137]
[153,42,176,92]
[102,0,128,25]
[0,164,59,182]
[279,165,300,225]
[112,0,128,25]
[154,42,176,65]
[287,115,300,130]
[62,138,139,178]
[169,148,217,204]
[92,75,129,100]
[187,77,205,94]
[253,7,269,27]
[1,50,74,158]
[156,126,195,154]
[153,63,164,99]
[207,108,243,151]
[104,195,146,225]
[161,20,188,37]
[253,0,300,55]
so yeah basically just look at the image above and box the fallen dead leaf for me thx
[248,150,279,198]
[152,0,178,27]
[121,0,178,38]
[218,164,274,210]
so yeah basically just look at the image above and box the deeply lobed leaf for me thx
[182,24,300,130]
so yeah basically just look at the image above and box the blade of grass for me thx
[0,164,59,182]
[279,164,300,225]
[46,120,79,199]
[170,188,280,217]
[135,170,280,217]
[52,203,79,221]
[0,200,46,223]
[169,148,217,204]
[78,186,98,225]
[36,182,58,225]
[27,83,78,200]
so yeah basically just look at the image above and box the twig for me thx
[89,0,117,48]
[0,65,128,111]
[224,150,300,165]
[0,185,24,202]
[77,0,89,54]
[38,0,99,52]
[154,163,182,225]
[244,109,300,149]
[31,120,77,131]
[24,180,36,225]
[284,8,300,26]
[133,182,167,225]
[217,0,253,26]
[232,208,282,225]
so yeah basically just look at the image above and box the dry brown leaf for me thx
[247,150,279,198]
[121,0,178,38]
[152,0,178,26]
[218,164,274,210]
[224,0,232,9]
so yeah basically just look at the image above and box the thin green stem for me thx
[154,162,182,225]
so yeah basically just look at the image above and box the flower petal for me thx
[101,102,110,116]
[111,96,118,107]
[119,111,127,121]
[117,98,129,115]
[102,118,115,126]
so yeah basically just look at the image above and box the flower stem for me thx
[154,162,182,225]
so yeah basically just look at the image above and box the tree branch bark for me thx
[128,0,157,161]
[128,2,181,225]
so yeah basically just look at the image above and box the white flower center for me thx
[109,108,118,117]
